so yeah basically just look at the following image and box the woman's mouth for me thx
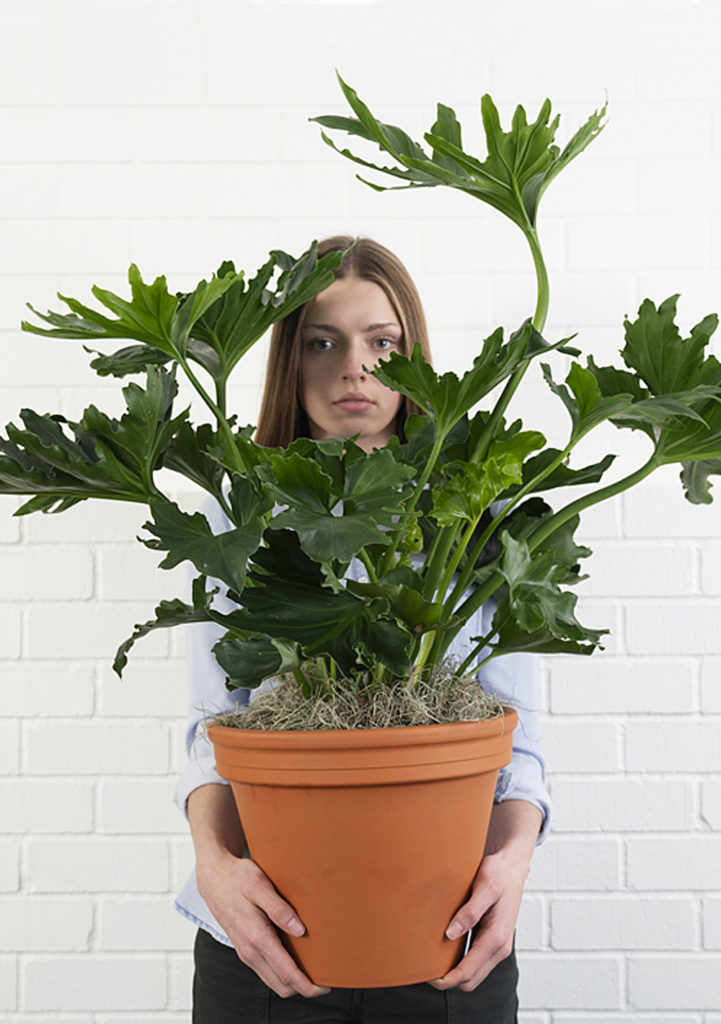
[334,393,374,412]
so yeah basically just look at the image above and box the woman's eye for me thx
[374,337,397,351]
[308,338,333,351]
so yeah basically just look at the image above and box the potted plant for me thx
[2,76,720,987]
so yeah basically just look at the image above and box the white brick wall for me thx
[2,0,721,1018]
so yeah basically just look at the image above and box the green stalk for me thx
[178,357,245,475]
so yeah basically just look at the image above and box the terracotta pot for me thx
[208,707,517,989]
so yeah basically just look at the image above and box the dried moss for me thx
[212,664,505,731]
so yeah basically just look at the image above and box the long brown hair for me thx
[254,236,432,448]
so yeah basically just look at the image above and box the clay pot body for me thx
[208,708,517,989]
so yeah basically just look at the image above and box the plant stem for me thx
[178,357,244,474]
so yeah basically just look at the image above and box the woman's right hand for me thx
[188,784,330,999]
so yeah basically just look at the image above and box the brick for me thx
[0,897,92,951]
[552,1017,700,1024]
[26,838,169,893]
[701,543,721,594]
[0,497,20,542]
[704,897,721,949]
[622,484,721,538]
[97,897,189,951]
[207,162,348,222]
[22,495,147,544]
[627,838,721,890]
[169,951,193,1010]
[0,605,21,658]
[551,896,696,950]
[0,3,54,107]
[518,952,622,1010]
[98,658,188,718]
[25,720,169,776]
[0,109,134,163]
[549,658,695,714]
[628,955,721,1010]
[701,662,721,712]
[419,272,493,331]
[134,107,281,163]
[569,214,709,272]
[580,542,695,598]
[0,780,93,834]
[543,159,636,217]
[500,270,635,330]
[702,779,721,830]
[0,546,93,600]
[541,719,620,773]
[0,838,19,892]
[0,220,135,276]
[97,544,184,602]
[25,602,170,660]
[0,955,16,1011]
[0,661,94,717]
[625,603,721,656]
[526,837,621,892]
[636,41,721,101]
[610,102,712,160]
[551,777,693,832]
[97,1018,188,1024]
[22,955,167,1011]
[516,895,545,950]
[0,722,19,774]
[424,216,566,275]
[0,164,61,220]
[63,163,207,221]
[626,719,721,772]
[639,158,721,214]
[99,779,184,835]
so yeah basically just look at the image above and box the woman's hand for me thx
[187,784,330,1000]
[429,799,542,993]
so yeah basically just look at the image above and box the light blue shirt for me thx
[173,499,551,946]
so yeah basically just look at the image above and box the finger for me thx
[444,885,497,940]
[245,868,307,937]
[430,923,511,992]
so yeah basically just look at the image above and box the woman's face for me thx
[298,275,404,453]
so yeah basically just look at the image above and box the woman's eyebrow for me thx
[302,321,400,333]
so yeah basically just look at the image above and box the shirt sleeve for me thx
[173,498,250,820]
[478,598,552,844]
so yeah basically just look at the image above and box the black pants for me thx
[193,928,519,1024]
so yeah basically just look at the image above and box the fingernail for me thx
[288,917,305,936]
[316,987,331,996]
[445,922,463,940]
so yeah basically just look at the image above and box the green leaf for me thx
[542,361,634,439]
[142,495,264,594]
[312,75,606,229]
[85,343,173,378]
[681,458,721,504]
[113,575,218,676]
[486,604,602,657]
[213,635,303,690]
[622,296,715,395]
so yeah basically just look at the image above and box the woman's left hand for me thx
[428,799,543,993]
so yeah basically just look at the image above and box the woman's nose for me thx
[341,342,367,380]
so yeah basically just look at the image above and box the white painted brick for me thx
[169,950,193,1010]
[0,220,135,276]
[0,605,21,658]
[25,602,170,661]
[97,897,189,952]
[96,1018,188,1024]
[26,838,169,894]
[552,1017,700,1024]
[518,952,622,1010]
[701,544,721,595]
[625,604,721,656]
[424,216,566,276]
[543,159,636,217]
[22,501,147,547]
[581,543,695,598]
[570,601,620,657]
[609,101,712,160]
[419,273,493,331]
[1,328,90,387]
[516,895,545,950]
[0,546,93,600]
[704,897,721,949]
[0,661,95,717]
[701,661,721,712]
[0,721,19,775]
[499,271,635,330]
[635,37,721,101]
[551,897,696,950]
[133,107,281,163]
[702,780,721,830]
[639,159,721,214]
[569,216,708,272]
[0,164,62,220]
[208,163,348,222]
[0,838,19,893]
[97,544,184,602]
[627,838,721,891]
[542,719,620,773]
[0,955,17,1011]
[63,164,207,221]
[623,484,721,538]
[549,658,696,714]
[550,778,693,833]
[97,658,187,718]
[628,955,721,1010]
[25,720,169,776]
[526,837,621,892]
[0,2,54,107]
[0,780,93,834]
[22,955,167,1011]
[626,720,721,772]
[0,498,20,542]
[0,108,134,163]
[0,897,92,951]
[99,779,183,835]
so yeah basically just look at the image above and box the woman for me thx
[175,237,550,1023]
